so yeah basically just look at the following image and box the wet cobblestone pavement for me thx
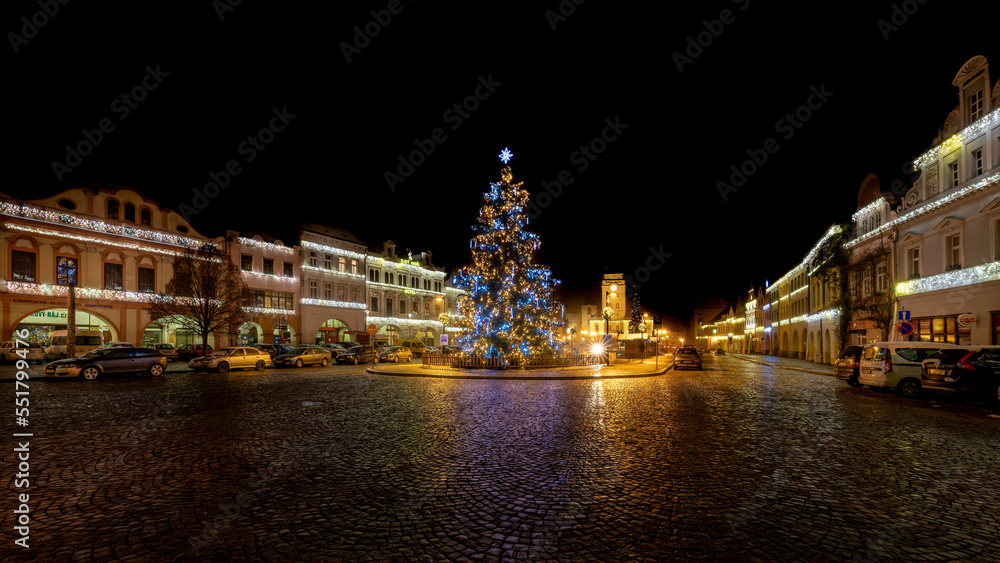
[2,354,999,561]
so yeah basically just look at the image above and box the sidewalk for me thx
[729,353,835,376]
[368,357,672,380]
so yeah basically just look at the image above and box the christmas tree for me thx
[629,290,641,333]
[453,148,561,362]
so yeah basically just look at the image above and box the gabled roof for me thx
[298,222,366,247]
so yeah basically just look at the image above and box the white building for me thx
[298,223,368,345]
[884,56,1000,345]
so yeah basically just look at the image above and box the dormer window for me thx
[107,199,119,219]
[124,203,136,223]
[140,207,152,226]
[969,89,983,121]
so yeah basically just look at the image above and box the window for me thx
[283,262,293,278]
[993,311,1000,345]
[399,300,406,315]
[371,296,379,312]
[324,282,332,300]
[386,298,393,317]
[862,268,872,298]
[309,252,318,268]
[969,89,983,122]
[325,254,332,270]
[909,248,920,278]
[263,258,274,276]
[913,315,971,345]
[138,267,155,293]
[424,279,430,290]
[241,254,253,272]
[350,286,359,303]
[248,289,293,310]
[124,203,136,223]
[104,263,123,290]
[11,250,36,282]
[399,275,406,287]
[369,269,380,283]
[337,284,346,301]
[386,273,394,285]
[56,256,78,286]
[411,277,418,289]
[351,259,358,275]
[140,207,152,226]
[973,149,983,177]
[950,162,959,188]
[875,262,888,293]
[309,280,318,298]
[949,234,961,268]
[106,199,119,219]
[338,257,346,273]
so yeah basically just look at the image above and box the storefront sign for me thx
[957,313,975,327]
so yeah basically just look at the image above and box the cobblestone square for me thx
[2,355,999,561]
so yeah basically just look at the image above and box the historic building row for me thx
[1,187,465,350]
[719,55,1000,361]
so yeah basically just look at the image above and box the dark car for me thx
[336,345,379,365]
[44,347,167,380]
[673,348,702,370]
[834,345,864,387]
[273,346,333,368]
[255,343,296,359]
[925,348,1000,407]
[920,348,982,392]
[176,343,214,361]
[715,348,726,355]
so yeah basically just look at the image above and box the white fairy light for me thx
[896,260,1000,296]
[299,298,366,310]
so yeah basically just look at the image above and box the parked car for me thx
[45,330,104,358]
[397,339,431,357]
[833,345,865,387]
[673,348,702,370]
[858,341,961,398]
[176,344,214,361]
[715,348,726,355]
[149,343,179,360]
[921,347,1000,403]
[106,341,134,348]
[0,341,46,364]
[253,343,296,359]
[44,347,167,380]
[378,346,412,363]
[189,347,271,372]
[320,342,352,355]
[273,346,333,368]
[336,345,379,365]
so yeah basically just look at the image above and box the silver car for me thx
[273,346,333,368]
[188,347,271,372]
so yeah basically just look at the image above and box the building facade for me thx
[1,186,219,347]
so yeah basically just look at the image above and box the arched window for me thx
[124,203,136,223]
[140,207,152,226]
[107,199,120,219]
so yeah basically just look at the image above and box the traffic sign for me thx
[367,324,377,335]
[896,321,914,336]
[898,310,911,321]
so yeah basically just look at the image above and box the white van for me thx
[45,330,104,358]
[858,341,961,398]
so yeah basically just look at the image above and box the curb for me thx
[367,364,672,380]
[729,354,835,376]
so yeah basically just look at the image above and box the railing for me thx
[421,353,603,369]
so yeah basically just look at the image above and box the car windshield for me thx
[290,348,310,355]
[345,347,362,353]
[382,347,399,352]
[208,350,230,357]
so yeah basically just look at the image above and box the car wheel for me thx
[321,357,329,367]
[218,362,230,373]
[256,360,266,371]
[847,377,863,388]
[81,366,100,381]
[352,357,358,365]
[897,378,921,398]
[295,359,303,368]
[149,364,164,377]
[394,356,399,363]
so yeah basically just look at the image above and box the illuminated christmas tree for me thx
[453,148,561,362]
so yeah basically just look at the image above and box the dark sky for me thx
[6,1,998,323]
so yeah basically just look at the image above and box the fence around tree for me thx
[421,354,603,369]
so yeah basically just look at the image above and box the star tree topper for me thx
[499,147,513,164]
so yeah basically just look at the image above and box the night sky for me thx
[6,1,999,323]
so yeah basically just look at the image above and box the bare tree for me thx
[847,245,895,341]
[150,243,252,351]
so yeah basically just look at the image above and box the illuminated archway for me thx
[316,318,351,344]
[142,316,216,349]
[13,307,119,345]
[239,321,264,346]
